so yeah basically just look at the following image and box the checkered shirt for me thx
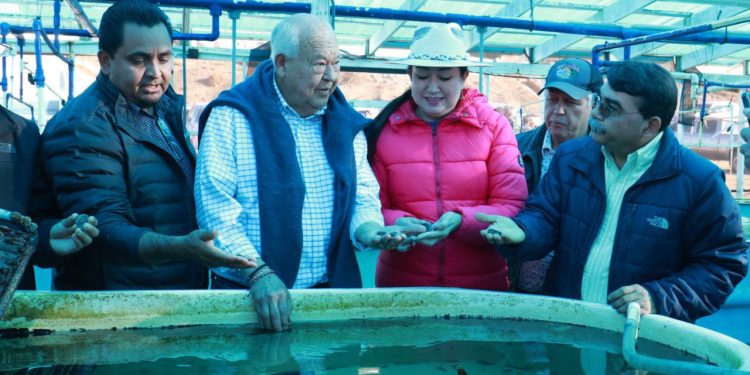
[195,78,382,289]
[126,97,194,190]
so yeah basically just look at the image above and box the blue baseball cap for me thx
[539,58,603,100]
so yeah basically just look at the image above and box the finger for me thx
[82,223,100,238]
[280,293,292,329]
[74,229,93,247]
[230,256,256,269]
[67,232,85,252]
[88,215,99,226]
[396,243,411,252]
[258,301,272,330]
[197,229,218,242]
[62,213,78,228]
[475,213,500,223]
[269,299,283,332]
[611,293,640,310]
[402,224,428,235]
[607,287,627,302]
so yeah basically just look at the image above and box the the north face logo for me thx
[646,216,669,230]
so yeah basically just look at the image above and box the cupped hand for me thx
[49,213,100,256]
[183,229,257,269]
[476,213,526,245]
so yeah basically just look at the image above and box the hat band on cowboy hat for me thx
[390,23,490,68]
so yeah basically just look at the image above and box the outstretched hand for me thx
[355,222,426,250]
[182,229,257,269]
[49,213,100,256]
[476,213,526,245]
[410,211,462,248]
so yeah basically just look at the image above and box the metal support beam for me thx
[531,0,654,63]
[612,6,746,60]
[367,0,427,55]
[465,0,539,50]
[678,44,750,70]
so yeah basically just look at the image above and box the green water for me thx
[1,318,710,374]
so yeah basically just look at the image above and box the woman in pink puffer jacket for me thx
[366,23,528,291]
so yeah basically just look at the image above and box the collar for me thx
[125,94,172,119]
[272,74,326,119]
[542,128,554,153]
[601,131,664,170]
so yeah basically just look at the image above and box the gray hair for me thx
[270,13,333,67]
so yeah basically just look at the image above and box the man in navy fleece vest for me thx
[196,13,423,332]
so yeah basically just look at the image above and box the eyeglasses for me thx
[591,93,642,120]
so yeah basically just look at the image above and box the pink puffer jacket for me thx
[373,88,528,291]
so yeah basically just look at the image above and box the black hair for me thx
[98,0,174,57]
[606,61,677,131]
[365,89,412,164]
[365,66,470,163]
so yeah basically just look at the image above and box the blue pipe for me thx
[53,0,61,51]
[38,25,74,102]
[18,36,24,101]
[592,15,750,68]
[173,4,221,41]
[32,18,44,89]
[1,23,8,92]
[699,80,750,121]
[76,0,750,46]
[4,24,91,37]
[229,10,239,87]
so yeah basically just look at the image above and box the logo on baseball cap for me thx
[539,58,603,100]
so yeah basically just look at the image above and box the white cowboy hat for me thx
[391,23,490,68]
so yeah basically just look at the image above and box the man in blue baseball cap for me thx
[511,58,602,293]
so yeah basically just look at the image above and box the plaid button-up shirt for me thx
[195,78,382,289]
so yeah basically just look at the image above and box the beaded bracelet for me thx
[247,264,268,280]
[247,265,275,290]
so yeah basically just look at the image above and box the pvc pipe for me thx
[230,10,239,87]
[704,80,750,90]
[595,13,750,56]
[173,4,221,41]
[623,303,746,374]
[76,0,750,45]
[32,18,47,127]
[1,23,8,92]
[699,80,750,124]
[592,13,750,68]
[53,0,61,51]
[17,36,23,101]
[32,19,44,89]
[478,26,485,95]
[4,24,90,37]
[36,19,76,103]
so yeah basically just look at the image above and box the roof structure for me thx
[2,0,750,82]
